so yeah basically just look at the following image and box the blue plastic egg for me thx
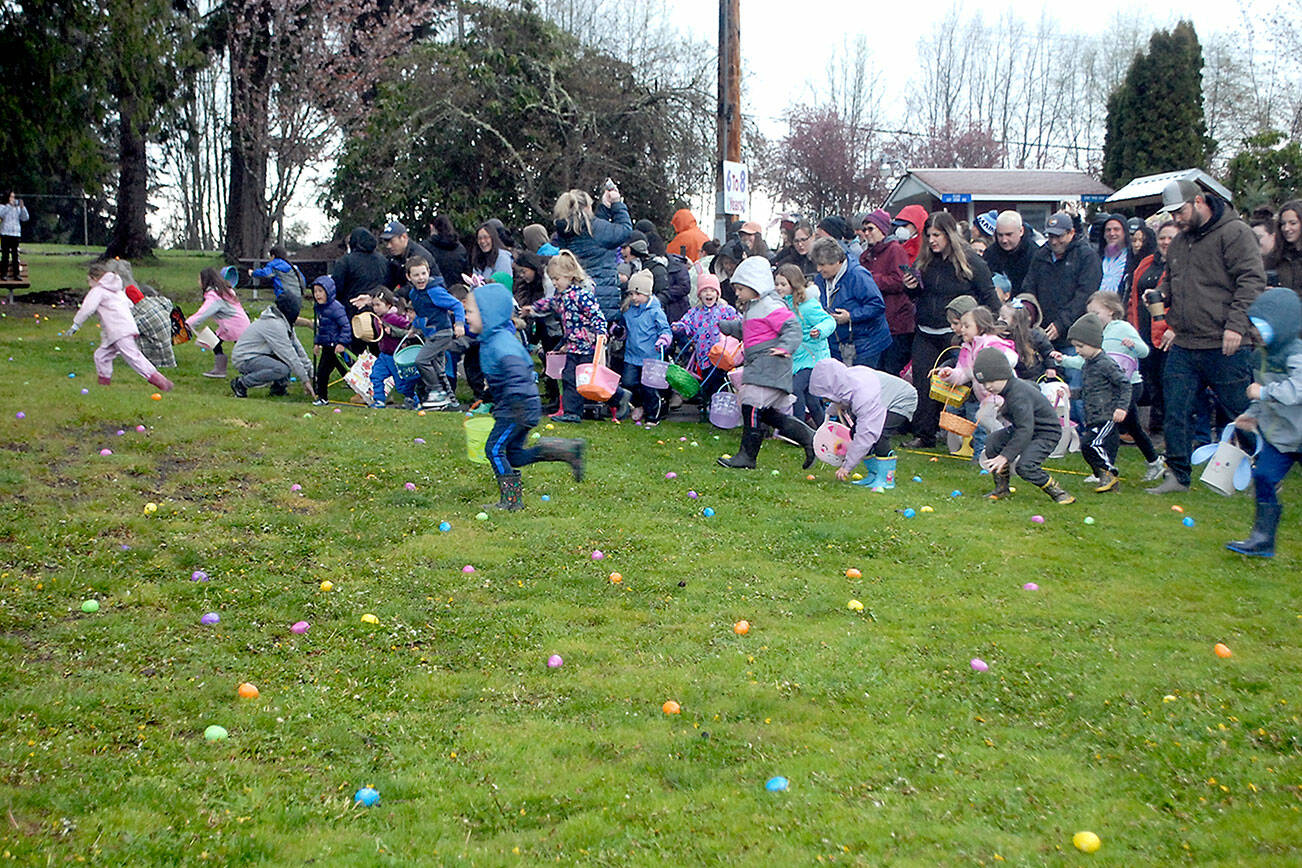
[438,521,451,532]
[1182,516,1195,527]
[702,507,715,517]
[765,776,790,792]
[354,786,380,806]
[902,508,916,518]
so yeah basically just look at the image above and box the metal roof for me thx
[1104,168,1233,208]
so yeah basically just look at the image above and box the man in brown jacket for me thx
[1148,178,1265,493]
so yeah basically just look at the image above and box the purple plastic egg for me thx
[291,621,310,634]
[547,654,563,668]
[201,612,220,626]
[970,658,989,672]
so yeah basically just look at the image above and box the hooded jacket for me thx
[530,281,607,356]
[860,236,915,335]
[1121,225,1157,307]
[813,259,892,359]
[331,227,390,314]
[72,272,138,345]
[1244,288,1302,451]
[474,282,539,422]
[1276,242,1302,296]
[788,293,837,372]
[809,358,887,471]
[895,205,928,263]
[232,303,312,383]
[188,288,250,342]
[251,257,306,299]
[668,209,709,263]
[406,273,464,337]
[620,293,671,367]
[717,256,801,394]
[311,276,352,347]
[1022,234,1103,348]
[982,230,1039,296]
[556,200,632,319]
[425,231,470,284]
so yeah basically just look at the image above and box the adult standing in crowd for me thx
[902,211,999,448]
[425,215,470,283]
[1097,213,1128,294]
[892,205,929,264]
[668,208,709,262]
[1147,179,1265,494]
[774,220,815,277]
[859,209,914,376]
[1022,212,1102,350]
[1273,200,1302,295]
[330,226,390,325]
[470,222,513,281]
[1129,221,1176,435]
[0,191,29,281]
[521,223,560,257]
[552,184,632,321]
[380,221,438,292]
[983,211,1038,297]
[809,237,891,369]
[737,221,772,260]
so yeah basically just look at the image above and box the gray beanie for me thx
[945,295,979,319]
[1067,313,1104,349]
[972,346,1014,384]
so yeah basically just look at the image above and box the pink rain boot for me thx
[147,372,174,392]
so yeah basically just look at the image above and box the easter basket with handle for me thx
[928,345,971,404]
[576,334,619,402]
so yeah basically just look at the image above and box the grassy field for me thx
[1,252,1300,865]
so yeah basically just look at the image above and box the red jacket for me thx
[860,237,915,335]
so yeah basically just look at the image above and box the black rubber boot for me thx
[1039,476,1076,505]
[983,466,1011,500]
[719,407,762,468]
[1226,502,1282,558]
[487,472,523,511]
[536,437,586,482]
[761,407,816,469]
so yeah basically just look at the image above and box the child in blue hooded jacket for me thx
[618,269,672,424]
[310,275,352,404]
[251,245,306,299]
[467,282,587,510]
[1226,288,1302,558]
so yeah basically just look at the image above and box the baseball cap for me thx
[1159,179,1203,213]
[1044,212,1074,237]
[380,220,407,240]
[1126,217,1145,234]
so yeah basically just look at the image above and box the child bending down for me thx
[1226,288,1302,558]
[808,358,891,485]
[467,281,585,510]
[972,347,1074,504]
[716,256,816,469]
[68,262,174,392]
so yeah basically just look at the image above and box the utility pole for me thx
[716,0,741,241]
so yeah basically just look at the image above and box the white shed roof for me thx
[1105,168,1232,208]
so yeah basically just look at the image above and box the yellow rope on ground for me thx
[898,448,1092,478]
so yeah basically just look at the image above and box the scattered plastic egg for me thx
[476,512,489,521]
[970,658,989,672]
[702,507,715,517]
[360,614,379,625]
[354,787,380,806]
[404,482,416,491]
[15,411,25,419]
[1214,643,1232,658]
[80,388,89,394]
[547,654,563,669]
[191,570,209,582]
[1084,516,1095,525]
[414,437,425,444]
[99,448,112,456]
[662,700,681,715]
[950,489,962,497]
[143,502,158,514]
[320,581,334,592]
[438,521,451,532]
[204,725,228,741]
[912,475,922,482]
[201,612,220,625]
[609,572,622,584]
[462,565,475,573]
[847,599,864,612]
[291,621,310,634]
[80,599,99,613]
[591,550,604,560]
[1182,516,1195,527]
[1031,514,1045,524]
[688,490,699,499]
[919,505,934,513]
[540,494,550,502]
[845,568,862,579]
[765,776,790,792]
[237,683,259,699]
[135,425,145,432]
[733,619,750,635]
[901,508,915,518]
[150,393,162,401]
[1171,505,1184,513]
[664,472,677,480]
[290,483,302,492]
[1023,582,1039,591]
[1072,831,1100,854]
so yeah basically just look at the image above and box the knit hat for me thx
[697,273,721,296]
[124,285,144,305]
[975,210,998,237]
[945,295,979,319]
[972,346,1014,384]
[627,269,654,298]
[818,215,849,240]
[628,238,649,257]
[864,209,892,236]
[491,270,514,291]
[1067,312,1104,349]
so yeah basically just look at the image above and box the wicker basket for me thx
[938,407,977,437]
[928,346,971,404]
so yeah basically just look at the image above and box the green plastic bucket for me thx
[394,345,421,380]
[464,414,495,464]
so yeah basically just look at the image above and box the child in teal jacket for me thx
[777,264,836,425]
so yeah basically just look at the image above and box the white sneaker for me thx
[1142,458,1166,482]
[1083,474,1099,484]
[421,392,449,410]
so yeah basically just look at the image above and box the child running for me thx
[404,255,465,411]
[776,263,836,426]
[1055,313,1131,492]
[717,256,816,469]
[1226,288,1302,558]
[467,281,585,510]
[187,267,250,379]
[972,347,1075,504]
[619,269,671,424]
[68,262,174,392]
[367,289,418,409]
[309,275,351,405]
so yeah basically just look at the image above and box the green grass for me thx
[16,244,228,308]
[1,283,1300,865]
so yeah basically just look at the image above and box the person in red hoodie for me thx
[859,208,915,376]
[892,204,929,264]
[667,208,710,263]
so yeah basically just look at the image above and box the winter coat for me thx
[232,305,312,383]
[661,255,692,322]
[556,201,632,320]
[72,273,137,344]
[860,236,915,335]
[1121,225,1157,308]
[1076,352,1131,425]
[982,231,1039,296]
[1129,252,1167,345]
[808,358,887,471]
[311,276,352,347]
[407,276,465,337]
[788,295,837,373]
[1161,196,1265,350]
[131,295,176,368]
[251,257,306,299]
[0,202,29,236]
[667,209,709,263]
[717,257,801,394]
[471,247,514,282]
[331,227,389,314]
[425,233,470,285]
[475,282,539,421]
[813,260,892,360]
[870,368,919,420]
[376,309,412,356]
[188,290,250,343]
[388,239,440,292]
[530,282,607,357]
[1244,288,1302,451]
[671,300,741,373]
[991,377,1063,461]
[948,333,1018,404]
[912,248,999,331]
[1022,235,1103,348]
[620,295,671,367]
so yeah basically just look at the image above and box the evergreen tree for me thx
[1101,21,1214,188]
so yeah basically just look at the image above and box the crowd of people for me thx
[63,178,1301,555]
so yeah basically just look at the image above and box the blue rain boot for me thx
[852,458,880,487]
[875,452,897,489]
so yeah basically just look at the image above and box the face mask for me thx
[1250,316,1274,345]
[894,225,915,242]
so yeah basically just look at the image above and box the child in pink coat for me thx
[68,262,173,391]
[187,267,250,378]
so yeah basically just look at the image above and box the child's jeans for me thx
[1253,440,1302,504]
[984,427,1057,486]
[485,395,543,475]
[371,352,417,404]
[94,337,159,382]
[621,363,661,421]
[1080,420,1120,475]
[791,368,825,426]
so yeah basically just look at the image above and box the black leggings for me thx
[315,345,350,400]
[1118,395,1158,463]
[0,235,19,279]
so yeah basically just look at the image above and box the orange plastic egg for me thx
[662,700,681,715]
[237,682,260,699]
[1214,643,1232,658]
[845,568,862,579]
[733,620,750,635]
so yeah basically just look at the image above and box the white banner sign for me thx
[722,161,749,216]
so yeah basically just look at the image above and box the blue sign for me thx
[941,193,972,204]
[1081,194,1109,203]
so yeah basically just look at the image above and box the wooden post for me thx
[716,0,741,239]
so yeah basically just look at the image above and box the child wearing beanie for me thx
[1060,312,1130,492]
[972,346,1074,503]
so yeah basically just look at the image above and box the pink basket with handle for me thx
[1106,351,1139,379]
[576,335,619,402]
[812,419,853,466]
[545,351,567,380]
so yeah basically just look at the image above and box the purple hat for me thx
[864,209,892,236]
